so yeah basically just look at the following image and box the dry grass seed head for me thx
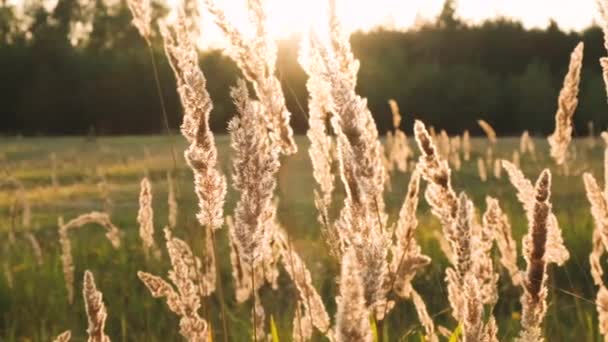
[83,270,110,342]
[204,0,297,154]
[160,13,227,230]
[502,160,569,266]
[229,79,281,267]
[138,177,158,259]
[53,331,72,342]
[126,0,151,42]
[484,197,522,286]
[548,42,584,165]
[138,229,209,341]
[391,170,431,298]
[167,171,178,229]
[477,119,497,144]
[335,248,372,342]
[517,170,553,342]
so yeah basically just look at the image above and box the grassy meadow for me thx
[0,134,605,341]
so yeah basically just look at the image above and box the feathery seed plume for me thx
[583,170,608,340]
[182,0,202,41]
[478,158,487,182]
[167,171,178,229]
[485,146,494,168]
[445,193,474,321]
[138,229,209,341]
[324,2,387,215]
[597,0,608,101]
[226,216,253,302]
[438,130,450,159]
[275,226,332,335]
[385,101,411,172]
[477,120,497,144]
[604,146,608,195]
[602,131,608,145]
[389,99,402,129]
[502,160,569,266]
[252,291,267,341]
[583,173,608,252]
[413,120,459,235]
[513,150,521,169]
[520,131,536,158]
[484,197,522,286]
[203,0,297,154]
[591,228,605,286]
[58,218,74,303]
[160,12,227,230]
[493,159,501,179]
[429,126,437,143]
[585,167,608,340]
[200,225,217,297]
[299,34,339,255]
[311,3,391,315]
[137,177,158,259]
[53,331,72,342]
[293,299,314,342]
[450,149,462,171]
[548,42,584,165]
[451,135,461,152]
[126,0,151,43]
[414,122,455,199]
[517,170,552,342]
[520,131,530,154]
[61,212,121,248]
[229,79,280,268]
[335,249,372,342]
[83,270,110,342]
[58,212,122,304]
[463,274,484,342]
[410,289,439,342]
[485,317,500,342]
[391,170,431,298]
[449,136,462,171]
[472,211,500,305]
[598,286,608,340]
[462,130,471,161]
[389,170,437,340]
[414,121,474,321]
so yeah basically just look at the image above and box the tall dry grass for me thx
[20,0,608,341]
[548,42,584,165]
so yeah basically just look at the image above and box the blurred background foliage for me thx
[0,0,607,136]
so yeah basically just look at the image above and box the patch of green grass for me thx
[0,135,604,341]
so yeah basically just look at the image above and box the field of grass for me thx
[0,134,605,341]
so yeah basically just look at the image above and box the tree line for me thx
[1,0,607,136]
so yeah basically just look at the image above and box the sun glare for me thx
[177,0,441,48]
[166,0,597,49]
[8,0,599,48]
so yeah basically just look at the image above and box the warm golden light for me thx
[184,0,598,48]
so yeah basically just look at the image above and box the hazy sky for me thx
[186,0,600,47]
[9,0,602,47]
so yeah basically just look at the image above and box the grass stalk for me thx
[146,43,178,173]
[210,227,230,342]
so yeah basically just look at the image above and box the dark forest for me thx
[1,0,606,136]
